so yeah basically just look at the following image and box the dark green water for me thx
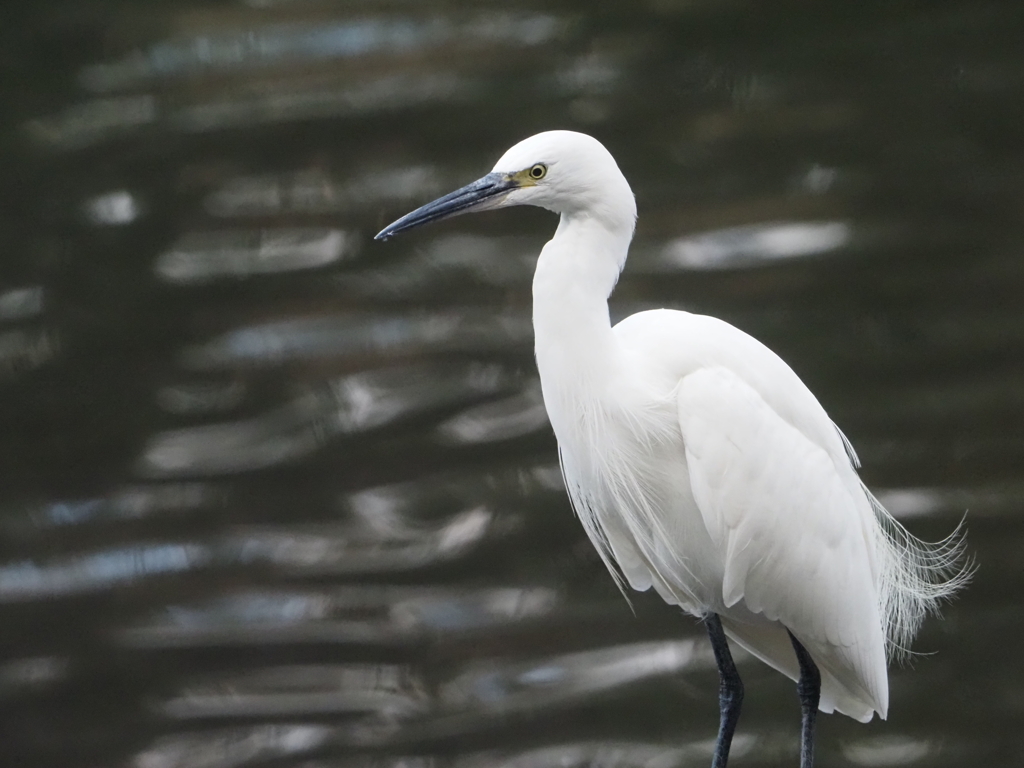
[2,1,1023,766]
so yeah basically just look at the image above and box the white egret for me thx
[375,131,970,767]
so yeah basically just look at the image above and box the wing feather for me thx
[677,366,889,718]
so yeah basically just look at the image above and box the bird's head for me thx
[374,130,636,241]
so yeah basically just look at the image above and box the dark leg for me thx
[788,631,822,768]
[705,613,744,768]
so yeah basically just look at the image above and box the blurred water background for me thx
[2,1,1023,766]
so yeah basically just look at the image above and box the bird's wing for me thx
[676,365,888,716]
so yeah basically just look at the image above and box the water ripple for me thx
[160,663,429,720]
[0,543,212,602]
[436,383,549,445]
[205,166,446,217]
[118,586,560,648]
[656,221,851,271]
[224,508,494,574]
[133,724,334,768]
[155,228,356,283]
[180,315,532,368]
[438,640,712,719]
[141,363,519,476]
[82,13,565,92]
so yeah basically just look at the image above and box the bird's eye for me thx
[529,164,547,180]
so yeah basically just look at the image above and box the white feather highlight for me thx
[834,422,862,468]
[862,486,974,661]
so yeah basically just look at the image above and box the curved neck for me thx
[532,212,632,408]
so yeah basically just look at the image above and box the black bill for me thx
[374,172,518,241]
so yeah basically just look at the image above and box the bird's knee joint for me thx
[796,680,820,712]
[797,669,821,695]
[719,678,744,703]
[797,676,818,691]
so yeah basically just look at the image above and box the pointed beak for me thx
[374,172,519,241]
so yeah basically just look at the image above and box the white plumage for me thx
[376,130,969,754]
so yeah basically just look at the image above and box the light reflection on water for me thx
[0,484,218,535]
[160,662,430,720]
[0,543,212,601]
[437,641,713,718]
[131,737,775,768]
[657,221,851,271]
[119,586,560,648]
[176,72,477,134]
[0,656,69,696]
[80,13,566,91]
[3,0,1023,766]
[133,724,335,768]
[224,507,494,574]
[144,640,717,753]
[204,166,446,217]
[840,735,935,767]
[155,228,356,284]
[436,383,549,445]
[0,287,45,321]
[141,362,522,475]
[179,315,534,368]
[84,190,142,226]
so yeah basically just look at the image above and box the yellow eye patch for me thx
[511,163,548,186]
